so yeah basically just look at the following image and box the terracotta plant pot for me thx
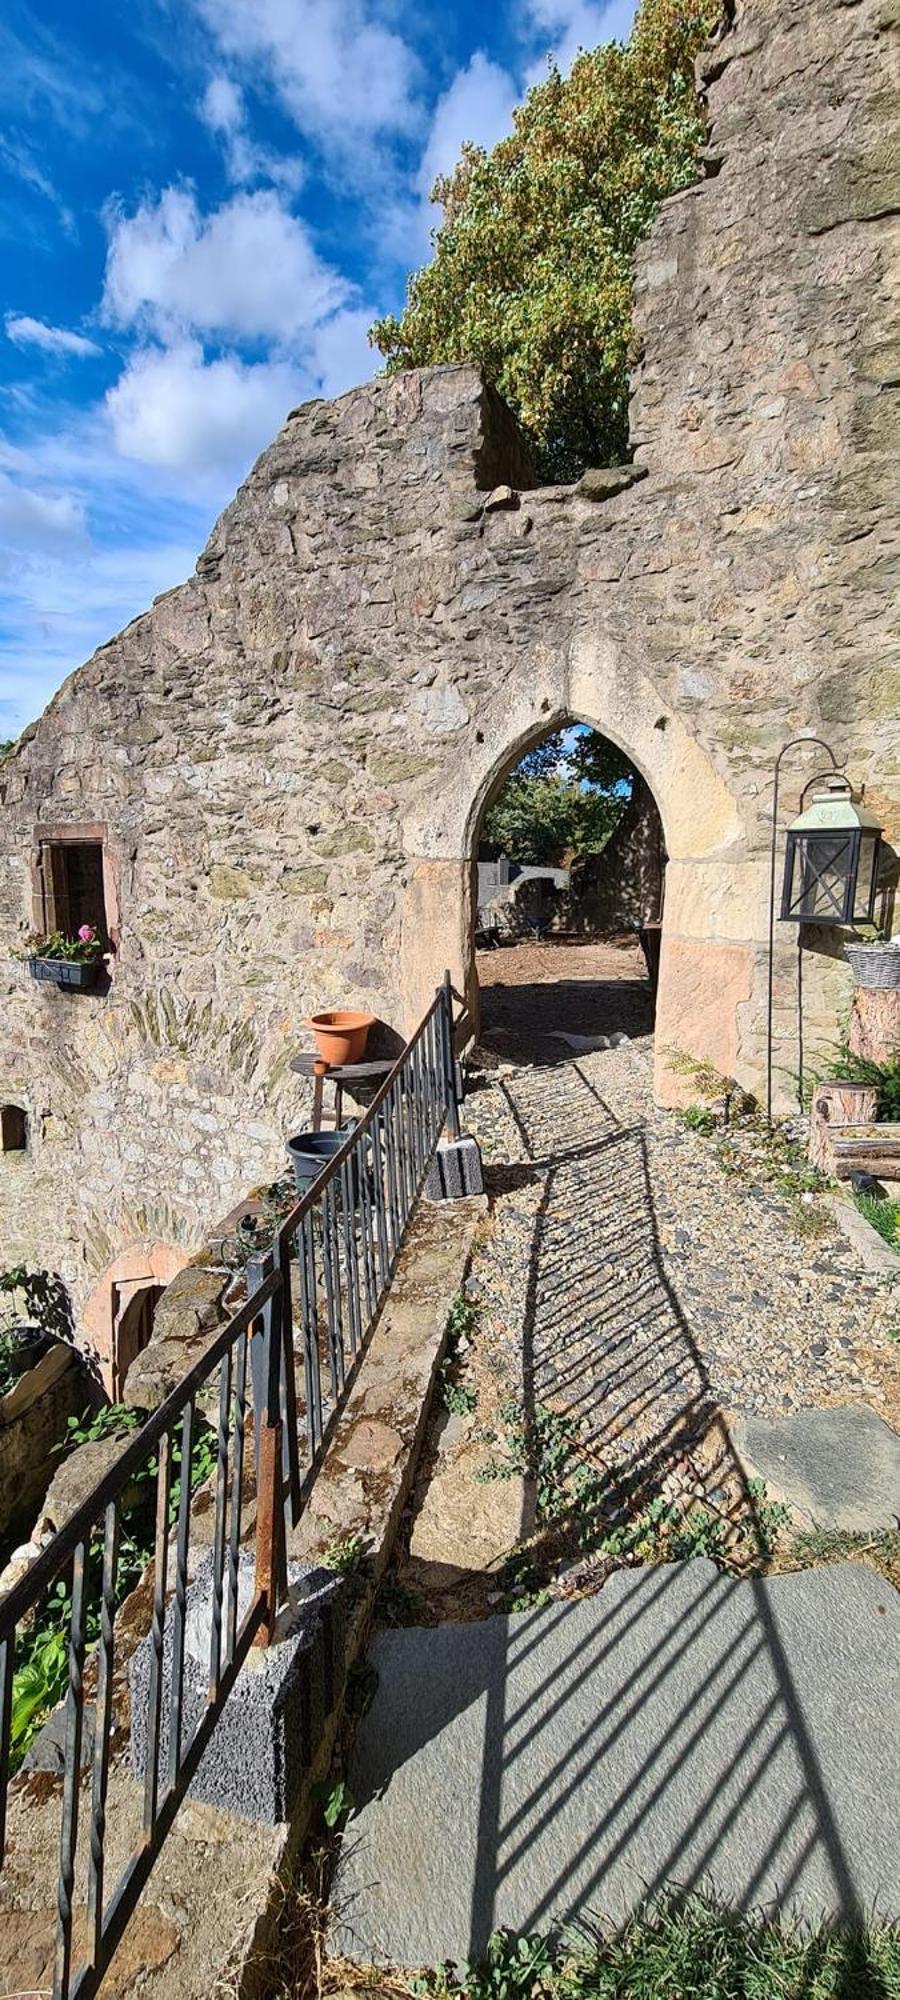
[307,1009,375,1066]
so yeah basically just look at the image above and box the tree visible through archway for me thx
[474,726,666,1063]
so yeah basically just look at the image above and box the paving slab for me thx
[733,1403,900,1533]
[333,1560,900,1966]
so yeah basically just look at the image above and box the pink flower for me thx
[78,924,95,942]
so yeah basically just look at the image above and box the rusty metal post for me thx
[251,1269,286,1648]
[440,970,461,1141]
[312,1058,328,1131]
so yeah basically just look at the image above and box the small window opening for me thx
[113,1281,164,1397]
[0,1105,27,1152]
[37,839,110,945]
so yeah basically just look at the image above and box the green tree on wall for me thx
[371,0,722,479]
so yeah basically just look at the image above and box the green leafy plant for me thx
[443,1382,478,1417]
[812,1041,900,1122]
[320,1533,366,1575]
[854,1192,900,1252]
[9,1408,218,1768]
[372,0,722,481]
[498,1551,549,1613]
[58,1402,142,1449]
[440,1293,480,1417]
[445,1294,479,1345]
[409,1894,900,1999]
[22,925,105,962]
[10,1521,155,1766]
[313,1776,354,1828]
[680,1104,716,1135]
[0,1328,36,1398]
[476,1400,789,1582]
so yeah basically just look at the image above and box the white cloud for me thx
[0,135,77,240]
[0,471,88,551]
[199,73,304,192]
[418,52,517,199]
[105,339,306,486]
[524,0,636,79]
[381,51,518,265]
[102,185,346,346]
[0,529,203,734]
[192,0,420,147]
[307,308,377,397]
[201,73,244,135]
[5,314,100,358]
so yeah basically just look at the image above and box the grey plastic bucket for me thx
[285,1127,358,1196]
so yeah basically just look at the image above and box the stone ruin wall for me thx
[0,0,897,1357]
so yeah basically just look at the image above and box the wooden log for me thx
[830,1121,900,1178]
[809,1080,880,1173]
[849,984,900,1066]
[833,1153,900,1180]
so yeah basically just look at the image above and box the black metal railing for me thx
[0,979,458,2000]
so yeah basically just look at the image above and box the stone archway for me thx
[82,1243,190,1397]
[400,631,761,1105]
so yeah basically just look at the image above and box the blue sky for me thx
[0,0,635,737]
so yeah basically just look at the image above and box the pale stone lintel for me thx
[402,632,745,876]
[568,632,745,861]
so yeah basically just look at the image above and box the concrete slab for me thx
[733,1403,900,1533]
[334,1560,900,1965]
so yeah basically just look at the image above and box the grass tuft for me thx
[402,1894,900,2000]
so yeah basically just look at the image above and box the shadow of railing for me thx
[341,1056,897,1966]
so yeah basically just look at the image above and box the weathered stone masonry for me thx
[1,0,897,1353]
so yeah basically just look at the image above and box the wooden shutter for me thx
[43,843,72,935]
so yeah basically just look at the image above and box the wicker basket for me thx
[844,942,900,990]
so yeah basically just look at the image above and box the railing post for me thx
[248,1258,286,1648]
[439,970,461,1141]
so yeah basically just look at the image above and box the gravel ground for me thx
[387,945,899,1617]
[463,1047,899,1436]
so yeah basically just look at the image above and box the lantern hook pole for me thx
[766,736,841,1131]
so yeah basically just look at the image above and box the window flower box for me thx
[22,924,106,991]
[28,955,101,991]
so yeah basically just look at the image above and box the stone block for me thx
[425,1136,485,1201]
[732,1403,900,1534]
[130,1550,352,1824]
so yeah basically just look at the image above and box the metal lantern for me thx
[780,774,882,926]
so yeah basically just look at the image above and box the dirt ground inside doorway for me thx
[475,934,653,1064]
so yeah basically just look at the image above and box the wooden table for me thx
[289,1051,395,1130]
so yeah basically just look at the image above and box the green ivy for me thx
[476,1400,790,1597]
[10,1407,217,1769]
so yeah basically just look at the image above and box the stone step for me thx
[333,1559,900,1967]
